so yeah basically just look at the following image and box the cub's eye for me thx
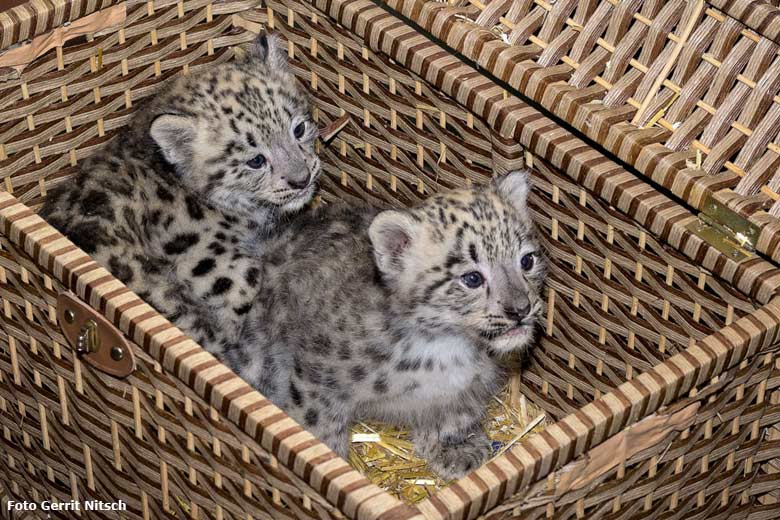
[461,271,484,289]
[520,253,535,271]
[246,154,267,169]
[293,122,307,139]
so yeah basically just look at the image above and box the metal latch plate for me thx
[687,195,759,263]
[57,292,136,378]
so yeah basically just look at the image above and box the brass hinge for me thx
[686,195,759,263]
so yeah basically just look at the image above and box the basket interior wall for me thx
[0,0,779,518]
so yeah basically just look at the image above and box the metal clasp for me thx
[58,292,136,378]
[686,194,759,263]
[76,319,99,355]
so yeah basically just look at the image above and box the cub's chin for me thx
[278,182,318,213]
[488,325,536,356]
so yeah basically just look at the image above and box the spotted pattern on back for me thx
[39,33,320,357]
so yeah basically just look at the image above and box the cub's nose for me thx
[288,174,311,190]
[504,303,530,322]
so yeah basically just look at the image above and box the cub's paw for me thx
[425,435,489,480]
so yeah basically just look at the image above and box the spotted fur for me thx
[40,33,320,354]
[244,170,546,479]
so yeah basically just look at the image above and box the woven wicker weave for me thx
[0,0,779,518]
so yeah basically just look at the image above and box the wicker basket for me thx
[1,0,779,518]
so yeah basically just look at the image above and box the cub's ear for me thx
[491,169,530,210]
[369,210,418,277]
[246,31,289,71]
[150,114,196,168]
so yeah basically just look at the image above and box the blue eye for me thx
[246,154,266,169]
[461,271,484,289]
[520,253,535,271]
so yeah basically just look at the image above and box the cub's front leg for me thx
[283,381,352,459]
[413,413,490,480]
[295,411,350,460]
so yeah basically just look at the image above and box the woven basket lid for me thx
[376,0,780,264]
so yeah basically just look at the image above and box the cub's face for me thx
[149,33,320,217]
[370,170,546,355]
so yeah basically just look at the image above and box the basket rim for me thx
[0,0,121,54]
[709,0,780,47]
[0,0,259,54]
[370,0,780,266]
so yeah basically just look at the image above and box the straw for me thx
[349,384,548,504]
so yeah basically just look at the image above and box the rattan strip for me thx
[375,0,780,263]
[0,0,119,52]
[709,0,780,45]
[0,192,424,520]
[630,0,704,125]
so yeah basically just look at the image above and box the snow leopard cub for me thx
[40,33,320,354]
[246,170,546,479]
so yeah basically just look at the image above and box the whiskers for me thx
[480,319,517,339]
[272,188,300,198]
[479,327,506,340]
[272,180,319,203]
[480,305,543,340]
